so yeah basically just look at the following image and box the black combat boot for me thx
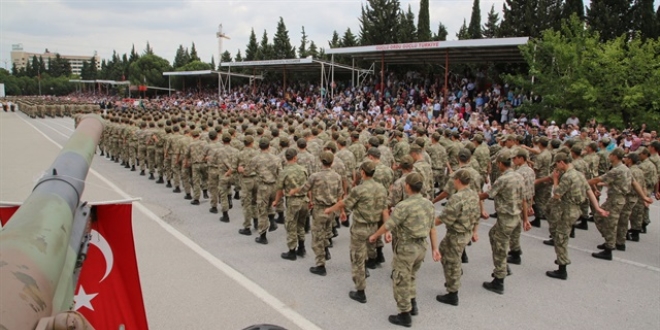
[325,247,331,260]
[507,250,522,265]
[388,312,412,327]
[366,258,379,269]
[546,265,567,280]
[131,165,136,171]
[255,232,268,244]
[238,227,252,236]
[173,186,181,193]
[221,211,230,223]
[410,298,418,315]
[543,238,555,246]
[376,247,385,264]
[596,243,608,249]
[461,249,469,263]
[124,163,130,169]
[111,156,115,161]
[641,222,648,234]
[341,217,350,227]
[296,241,306,257]
[592,248,613,260]
[349,290,367,303]
[156,177,164,184]
[332,226,339,238]
[334,217,341,229]
[575,217,589,230]
[616,244,626,251]
[436,291,459,306]
[209,206,218,214]
[281,249,297,261]
[233,190,240,200]
[275,211,285,224]
[328,238,333,248]
[570,226,576,238]
[114,158,119,163]
[190,199,200,205]
[203,189,209,199]
[530,218,541,228]
[100,151,104,156]
[228,196,233,209]
[304,217,311,233]
[184,194,193,200]
[149,173,155,180]
[482,277,504,294]
[166,180,172,188]
[140,170,145,176]
[489,212,498,218]
[268,215,278,232]
[253,218,258,230]
[627,229,640,242]
[309,266,327,276]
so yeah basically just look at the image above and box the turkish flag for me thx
[0,204,148,330]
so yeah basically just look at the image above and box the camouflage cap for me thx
[431,132,442,141]
[324,141,337,153]
[414,137,425,148]
[496,150,513,163]
[515,148,529,158]
[336,136,347,146]
[409,144,422,154]
[600,137,611,145]
[367,147,381,159]
[222,132,232,142]
[538,136,550,144]
[374,127,385,135]
[458,148,472,162]
[399,155,414,169]
[319,151,334,165]
[502,134,516,142]
[259,137,270,148]
[208,130,218,140]
[296,138,307,149]
[351,131,360,139]
[452,131,461,138]
[243,135,254,145]
[368,136,380,147]
[581,127,589,133]
[554,152,571,164]
[464,142,476,153]
[637,146,650,156]
[191,129,201,137]
[361,160,377,175]
[405,172,424,191]
[610,147,625,159]
[164,126,172,133]
[245,128,255,136]
[624,152,640,163]
[471,133,484,142]
[285,148,298,161]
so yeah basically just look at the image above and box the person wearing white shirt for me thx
[566,115,579,127]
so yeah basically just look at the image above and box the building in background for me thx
[10,44,100,76]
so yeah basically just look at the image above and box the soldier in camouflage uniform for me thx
[237,136,261,235]
[348,132,366,166]
[207,131,222,213]
[479,150,530,294]
[137,121,148,175]
[146,121,157,180]
[186,130,210,204]
[324,161,388,303]
[274,148,309,260]
[289,151,343,276]
[507,148,536,266]
[435,170,481,306]
[169,126,184,192]
[392,131,411,180]
[427,133,448,195]
[472,134,491,186]
[597,138,612,176]
[364,147,394,266]
[637,147,658,235]
[389,156,414,208]
[622,153,646,243]
[245,138,282,244]
[162,126,173,185]
[154,122,167,183]
[410,144,434,200]
[369,173,440,327]
[532,136,552,227]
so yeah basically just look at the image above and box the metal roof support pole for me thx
[444,50,449,108]
[320,62,325,99]
[169,76,172,97]
[283,66,287,93]
[331,54,335,99]
[352,58,355,88]
[228,66,232,93]
[252,68,257,96]
[217,72,221,97]
[380,53,384,100]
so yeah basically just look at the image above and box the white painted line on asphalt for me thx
[35,120,71,139]
[479,221,660,272]
[16,113,324,330]
[48,119,75,132]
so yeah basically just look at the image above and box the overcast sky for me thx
[0,0,654,70]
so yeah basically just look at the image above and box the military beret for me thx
[471,134,484,143]
[458,148,472,162]
[243,135,254,145]
[222,132,231,142]
[259,137,270,148]
[361,161,377,175]
[399,155,414,168]
[496,150,513,163]
[208,130,218,140]
[324,141,337,153]
[600,137,611,145]
[368,136,380,147]
[319,151,334,165]
[285,148,298,161]
[367,147,381,159]
[610,147,625,159]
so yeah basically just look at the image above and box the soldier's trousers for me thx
[137,146,147,170]
[580,199,590,219]
[629,198,645,231]
[392,239,426,313]
[642,190,652,225]
[553,204,579,265]
[257,183,276,235]
[155,148,164,177]
[312,207,332,267]
[617,196,638,245]
[192,164,207,200]
[208,167,219,208]
[285,197,309,250]
[240,176,258,229]
[536,183,552,222]
[171,160,181,188]
[129,144,137,166]
[147,147,156,174]
[164,156,172,181]
[182,165,192,194]
[509,221,522,253]
[595,194,625,250]
[350,223,377,290]
[489,216,518,279]
[440,231,470,293]
[433,170,446,193]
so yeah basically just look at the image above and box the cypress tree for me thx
[586,0,633,41]
[245,28,259,61]
[273,17,296,59]
[417,0,432,41]
[482,4,500,38]
[468,0,482,39]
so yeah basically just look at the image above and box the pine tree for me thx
[245,28,259,61]
[630,0,656,39]
[299,26,308,58]
[129,44,140,63]
[433,22,448,41]
[235,50,243,62]
[482,4,500,38]
[80,61,89,80]
[342,28,358,47]
[359,0,402,45]
[88,56,98,79]
[329,30,341,48]
[173,45,188,68]
[210,56,216,70]
[586,0,633,41]
[308,41,319,58]
[256,30,272,60]
[562,0,585,21]
[221,51,232,63]
[273,17,296,59]
[397,5,417,42]
[457,19,470,39]
[143,41,154,56]
[190,42,200,62]
[468,0,482,39]
[417,0,432,41]
[537,0,563,33]
[499,0,539,37]
[37,56,46,75]
[11,63,18,76]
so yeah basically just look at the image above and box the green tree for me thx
[128,54,171,87]
[398,5,417,42]
[468,0,482,39]
[417,0,431,41]
[190,42,200,62]
[562,0,585,21]
[457,19,470,40]
[359,0,402,45]
[210,56,216,70]
[537,0,563,33]
[173,45,190,68]
[273,17,296,59]
[299,26,309,58]
[499,0,539,37]
[308,41,319,58]
[245,28,259,61]
[433,22,448,41]
[235,50,243,62]
[177,60,211,72]
[221,50,232,63]
[482,4,500,38]
[341,28,358,47]
[129,44,140,63]
[143,41,154,56]
[586,0,633,41]
[256,29,273,60]
[329,30,342,48]
[11,63,19,76]
[630,0,656,39]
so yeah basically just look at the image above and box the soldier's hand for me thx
[323,208,333,215]
[522,220,532,232]
[272,201,278,208]
[368,234,377,244]
[432,249,442,262]
[472,232,479,242]
[596,208,609,217]
[237,166,245,173]
[384,232,392,243]
[340,211,347,221]
[655,192,660,200]
[528,207,535,216]
[643,196,653,205]
[481,210,489,219]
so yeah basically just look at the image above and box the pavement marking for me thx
[479,221,660,272]
[16,113,324,330]
[48,119,75,132]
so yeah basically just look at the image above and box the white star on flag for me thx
[74,286,98,311]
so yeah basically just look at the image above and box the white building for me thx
[10,44,101,76]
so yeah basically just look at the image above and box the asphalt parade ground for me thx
[1,111,659,330]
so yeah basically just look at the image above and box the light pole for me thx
[216,24,230,96]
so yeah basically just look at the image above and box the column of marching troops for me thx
[67,107,659,328]
[8,97,98,117]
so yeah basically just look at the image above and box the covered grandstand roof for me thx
[219,57,369,73]
[324,37,529,64]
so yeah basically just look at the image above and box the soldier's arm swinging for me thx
[631,179,653,205]
[429,226,441,262]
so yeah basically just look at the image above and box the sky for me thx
[0,0,655,71]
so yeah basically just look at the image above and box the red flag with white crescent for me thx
[0,203,148,330]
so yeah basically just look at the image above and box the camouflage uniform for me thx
[534,149,553,222]
[443,164,483,196]
[439,188,480,293]
[154,127,167,180]
[510,163,535,254]
[597,149,611,176]
[237,145,260,229]
[276,163,309,250]
[389,172,411,208]
[298,167,343,267]
[170,133,184,189]
[187,135,210,200]
[427,142,448,191]
[343,178,388,291]
[638,157,658,227]
[210,139,237,212]
[595,163,631,250]
[488,168,525,279]
[412,160,434,199]
[552,166,588,265]
[247,150,282,234]
[385,193,434,313]
[622,164,644,240]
